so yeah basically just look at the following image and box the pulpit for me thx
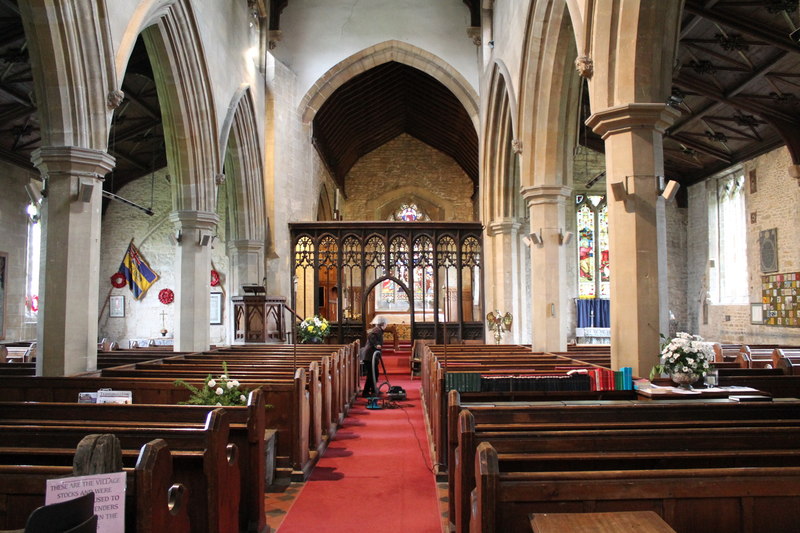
[232,286,287,343]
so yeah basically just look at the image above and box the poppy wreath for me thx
[158,288,175,305]
[110,272,126,288]
[210,269,220,287]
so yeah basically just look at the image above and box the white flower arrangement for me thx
[650,332,714,380]
[297,314,331,343]
[174,362,250,406]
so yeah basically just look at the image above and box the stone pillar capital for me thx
[586,103,680,139]
[31,146,115,182]
[169,210,219,232]
[486,218,522,236]
[227,239,266,254]
[520,185,572,207]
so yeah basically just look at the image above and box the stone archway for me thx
[517,0,581,352]
[20,0,118,375]
[299,40,479,131]
[221,86,267,299]
[481,62,529,343]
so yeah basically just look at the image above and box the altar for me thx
[575,327,611,344]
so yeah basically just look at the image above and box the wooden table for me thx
[530,511,676,533]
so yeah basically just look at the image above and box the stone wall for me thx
[0,162,39,341]
[97,170,230,346]
[342,134,475,221]
[691,146,800,344]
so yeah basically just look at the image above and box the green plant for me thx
[297,314,331,343]
[174,362,250,406]
[649,332,713,380]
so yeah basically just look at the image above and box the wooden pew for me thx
[0,389,267,533]
[0,370,309,482]
[449,395,800,531]
[0,439,191,532]
[773,349,800,375]
[0,409,239,533]
[419,343,621,476]
[473,442,800,533]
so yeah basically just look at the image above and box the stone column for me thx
[31,146,115,376]
[586,103,679,374]
[170,210,219,352]
[521,185,571,352]
[227,239,265,296]
[485,218,526,343]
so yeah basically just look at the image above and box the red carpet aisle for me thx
[277,376,442,532]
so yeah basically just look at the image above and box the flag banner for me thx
[118,241,159,300]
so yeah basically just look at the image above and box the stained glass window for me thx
[392,203,429,221]
[576,195,609,298]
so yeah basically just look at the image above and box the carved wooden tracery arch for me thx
[290,222,484,344]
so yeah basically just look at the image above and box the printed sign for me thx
[46,471,126,533]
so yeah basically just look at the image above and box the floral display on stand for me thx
[174,362,250,406]
[649,332,714,388]
[297,315,331,343]
[486,310,513,345]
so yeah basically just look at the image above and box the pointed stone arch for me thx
[481,62,528,344]
[140,0,221,213]
[221,86,267,296]
[299,40,479,131]
[519,0,581,189]
[20,0,118,149]
[221,85,266,243]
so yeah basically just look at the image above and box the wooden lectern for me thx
[232,286,286,343]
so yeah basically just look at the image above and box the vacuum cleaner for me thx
[365,349,406,409]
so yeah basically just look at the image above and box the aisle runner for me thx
[278,377,441,532]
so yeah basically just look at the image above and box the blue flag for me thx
[118,241,159,300]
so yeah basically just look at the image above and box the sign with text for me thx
[46,471,126,533]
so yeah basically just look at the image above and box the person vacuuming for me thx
[361,316,387,398]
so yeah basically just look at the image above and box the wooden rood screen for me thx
[290,222,484,344]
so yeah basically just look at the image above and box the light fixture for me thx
[198,233,212,247]
[168,231,182,246]
[77,178,94,203]
[522,236,532,247]
[529,230,543,246]
[559,231,573,246]
[661,180,680,201]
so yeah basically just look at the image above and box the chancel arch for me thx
[299,40,479,130]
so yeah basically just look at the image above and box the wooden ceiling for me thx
[312,61,479,193]
[2,0,799,200]
[665,0,800,186]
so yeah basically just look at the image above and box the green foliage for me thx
[174,362,250,406]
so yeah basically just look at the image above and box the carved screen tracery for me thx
[290,222,484,343]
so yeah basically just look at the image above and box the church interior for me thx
[1,1,800,532]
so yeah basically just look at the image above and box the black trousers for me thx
[362,350,381,396]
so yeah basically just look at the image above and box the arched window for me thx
[575,194,609,299]
[391,203,429,221]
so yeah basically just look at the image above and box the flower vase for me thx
[670,371,700,390]
[307,337,323,344]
